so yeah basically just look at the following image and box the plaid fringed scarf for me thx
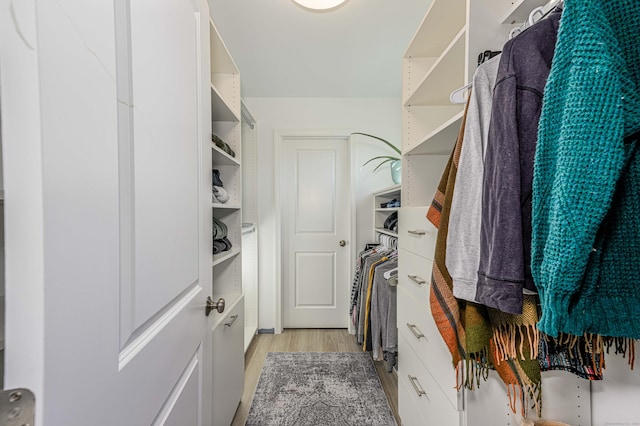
[427,97,542,416]
[427,99,494,390]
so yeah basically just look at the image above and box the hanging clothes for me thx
[532,0,640,339]
[475,10,561,315]
[446,54,501,303]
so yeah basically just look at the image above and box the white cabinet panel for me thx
[397,286,459,408]
[398,332,460,424]
[399,208,437,258]
[212,298,244,426]
[398,248,432,309]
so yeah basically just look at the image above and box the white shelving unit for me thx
[209,17,244,426]
[399,1,592,425]
[372,184,401,240]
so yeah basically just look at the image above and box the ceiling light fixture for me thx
[293,0,348,11]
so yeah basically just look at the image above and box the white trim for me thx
[274,130,353,333]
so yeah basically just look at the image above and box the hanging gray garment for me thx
[370,258,398,361]
[446,55,501,302]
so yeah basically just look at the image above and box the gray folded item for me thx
[213,185,229,204]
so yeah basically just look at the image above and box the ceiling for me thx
[209,0,431,98]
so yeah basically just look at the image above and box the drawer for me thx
[399,208,437,258]
[398,332,460,424]
[212,298,244,426]
[397,286,459,408]
[398,368,427,426]
[398,248,431,309]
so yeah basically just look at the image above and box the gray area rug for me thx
[245,352,397,426]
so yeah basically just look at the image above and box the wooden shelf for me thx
[500,0,549,24]
[213,247,241,267]
[406,110,463,156]
[375,228,398,237]
[212,203,241,210]
[373,184,401,198]
[405,0,466,58]
[211,85,240,122]
[405,28,466,107]
[209,20,239,74]
[212,145,241,166]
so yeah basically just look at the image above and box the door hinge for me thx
[0,388,35,426]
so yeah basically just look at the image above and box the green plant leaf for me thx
[372,158,396,172]
[351,132,401,155]
[363,155,400,167]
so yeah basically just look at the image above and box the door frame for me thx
[273,130,355,333]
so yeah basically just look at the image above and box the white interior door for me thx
[282,136,350,328]
[1,1,213,425]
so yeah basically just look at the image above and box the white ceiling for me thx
[209,0,431,97]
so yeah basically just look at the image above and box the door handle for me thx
[225,314,239,327]
[205,296,225,316]
[408,275,426,285]
[406,323,425,340]
[408,375,428,398]
[407,229,426,236]
[339,240,346,247]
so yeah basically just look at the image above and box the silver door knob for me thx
[339,240,346,247]
[205,296,225,316]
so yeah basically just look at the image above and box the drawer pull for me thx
[225,314,239,327]
[406,323,425,340]
[407,229,426,236]
[408,275,426,285]
[408,375,427,398]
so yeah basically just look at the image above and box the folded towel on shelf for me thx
[213,185,229,204]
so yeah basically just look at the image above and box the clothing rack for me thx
[377,233,398,249]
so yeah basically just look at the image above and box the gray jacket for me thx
[475,12,561,314]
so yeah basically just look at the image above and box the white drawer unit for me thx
[398,248,432,309]
[211,298,244,426]
[399,207,437,258]
[398,368,427,426]
[397,286,459,408]
[398,332,460,425]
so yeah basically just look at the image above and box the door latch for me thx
[0,388,35,426]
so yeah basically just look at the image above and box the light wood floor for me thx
[230,329,399,426]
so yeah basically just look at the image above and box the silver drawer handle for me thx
[408,375,427,398]
[225,314,239,327]
[407,229,426,236]
[406,323,425,340]
[408,275,426,285]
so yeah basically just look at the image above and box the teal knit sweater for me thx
[532,0,640,338]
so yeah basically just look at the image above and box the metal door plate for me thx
[0,388,35,426]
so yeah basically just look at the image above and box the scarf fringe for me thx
[492,323,539,363]
[455,349,491,391]
[505,382,542,418]
[603,336,637,370]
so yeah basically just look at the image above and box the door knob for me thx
[339,240,346,247]
[205,296,225,316]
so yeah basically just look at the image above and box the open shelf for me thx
[376,208,400,212]
[211,85,240,122]
[407,110,463,155]
[405,28,466,106]
[500,0,549,24]
[209,20,239,74]
[405,0,466,58]
[375,228,398,237]
[212,145,241,166]
[212,203,241,210]
[213,247,241,267]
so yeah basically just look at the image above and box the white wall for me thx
[244,97,401,332]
